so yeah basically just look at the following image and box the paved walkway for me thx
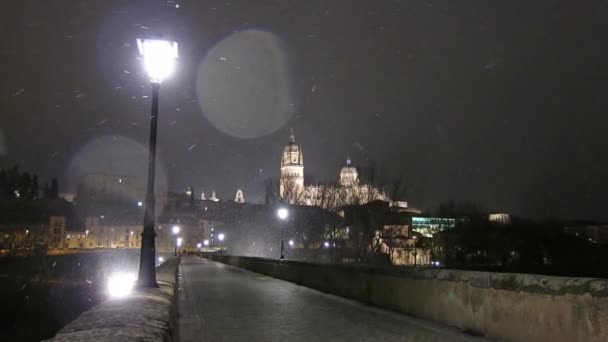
[177,257,489,342]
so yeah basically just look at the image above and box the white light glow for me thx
[137,201,143,207]
[288,240,294,247]
[177,237,183,247]
[107,272,136,298]
[277,208,288,220]
[324,241,330,248]
[137,39,178,83]
[218,233,225,241]
[158,256,165,263]
[197,243,202,248]
[203,239,210,246]
[172,225,180,234]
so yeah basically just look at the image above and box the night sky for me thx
[1,1,608,220]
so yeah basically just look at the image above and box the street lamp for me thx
[172,225,180,256]
[277,208,288,260]
[218,233,225,254]
[136,38,178,288]
[203,239,210,246]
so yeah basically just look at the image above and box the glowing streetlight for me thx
[136,38,179,288]
[107,272,136,299]
[288,240,294,247]
[277,208,288,260]
[172,225,180,256]
[277,208,288,220]
[324,241,330,248]
[177,237,183,247]
[203,239,210,246]
[197,243,202,249]
[137,39,178,84]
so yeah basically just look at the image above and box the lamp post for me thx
[277,208,288,260]
[172,225,180,256]
[218,233,225,254]
[177,237,183,255]
[135,38,178,288]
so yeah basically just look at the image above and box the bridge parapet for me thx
[206,254,608,342]
[44,257,179,342]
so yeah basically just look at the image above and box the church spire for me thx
[289,128,295,143]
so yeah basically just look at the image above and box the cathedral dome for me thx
[339,157,359,186]
[281,128,303,166]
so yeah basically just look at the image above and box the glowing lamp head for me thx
[203,239,210,246]
[107,272,136,299]
[277,208,288,220]
[172,225,180,234]
[218,233,225,241]
[137,38,178,83]
[288,240,294,247]
[197,243,202,248]
[177,237,183,247]
[324,241,330,248]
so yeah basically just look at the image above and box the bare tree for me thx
[279,177,306,205]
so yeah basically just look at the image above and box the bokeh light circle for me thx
[67,135,168,200]
[196,29,295,139]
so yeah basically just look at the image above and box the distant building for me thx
[411,216,456,237]
[58,193,75,203]
[76,173,144,205]
[279,129,417,211]
[488,213,511,224]
[564,223,608,244]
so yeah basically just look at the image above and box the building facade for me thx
[279,129,413,211]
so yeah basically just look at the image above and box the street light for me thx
[277,208,288,220]
[172,225,180,256]
[277,208,288,260]
[288,240,294,247]
[136,38,178,288]
[203,239,210,246]
[218,233,225,254]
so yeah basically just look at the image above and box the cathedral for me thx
[279,129,408,209]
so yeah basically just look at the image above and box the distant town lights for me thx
[137,39,178,83]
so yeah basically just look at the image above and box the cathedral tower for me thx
[280,128,304,201]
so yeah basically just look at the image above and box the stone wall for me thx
[207,254,608,342]
[44,257,179,342]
